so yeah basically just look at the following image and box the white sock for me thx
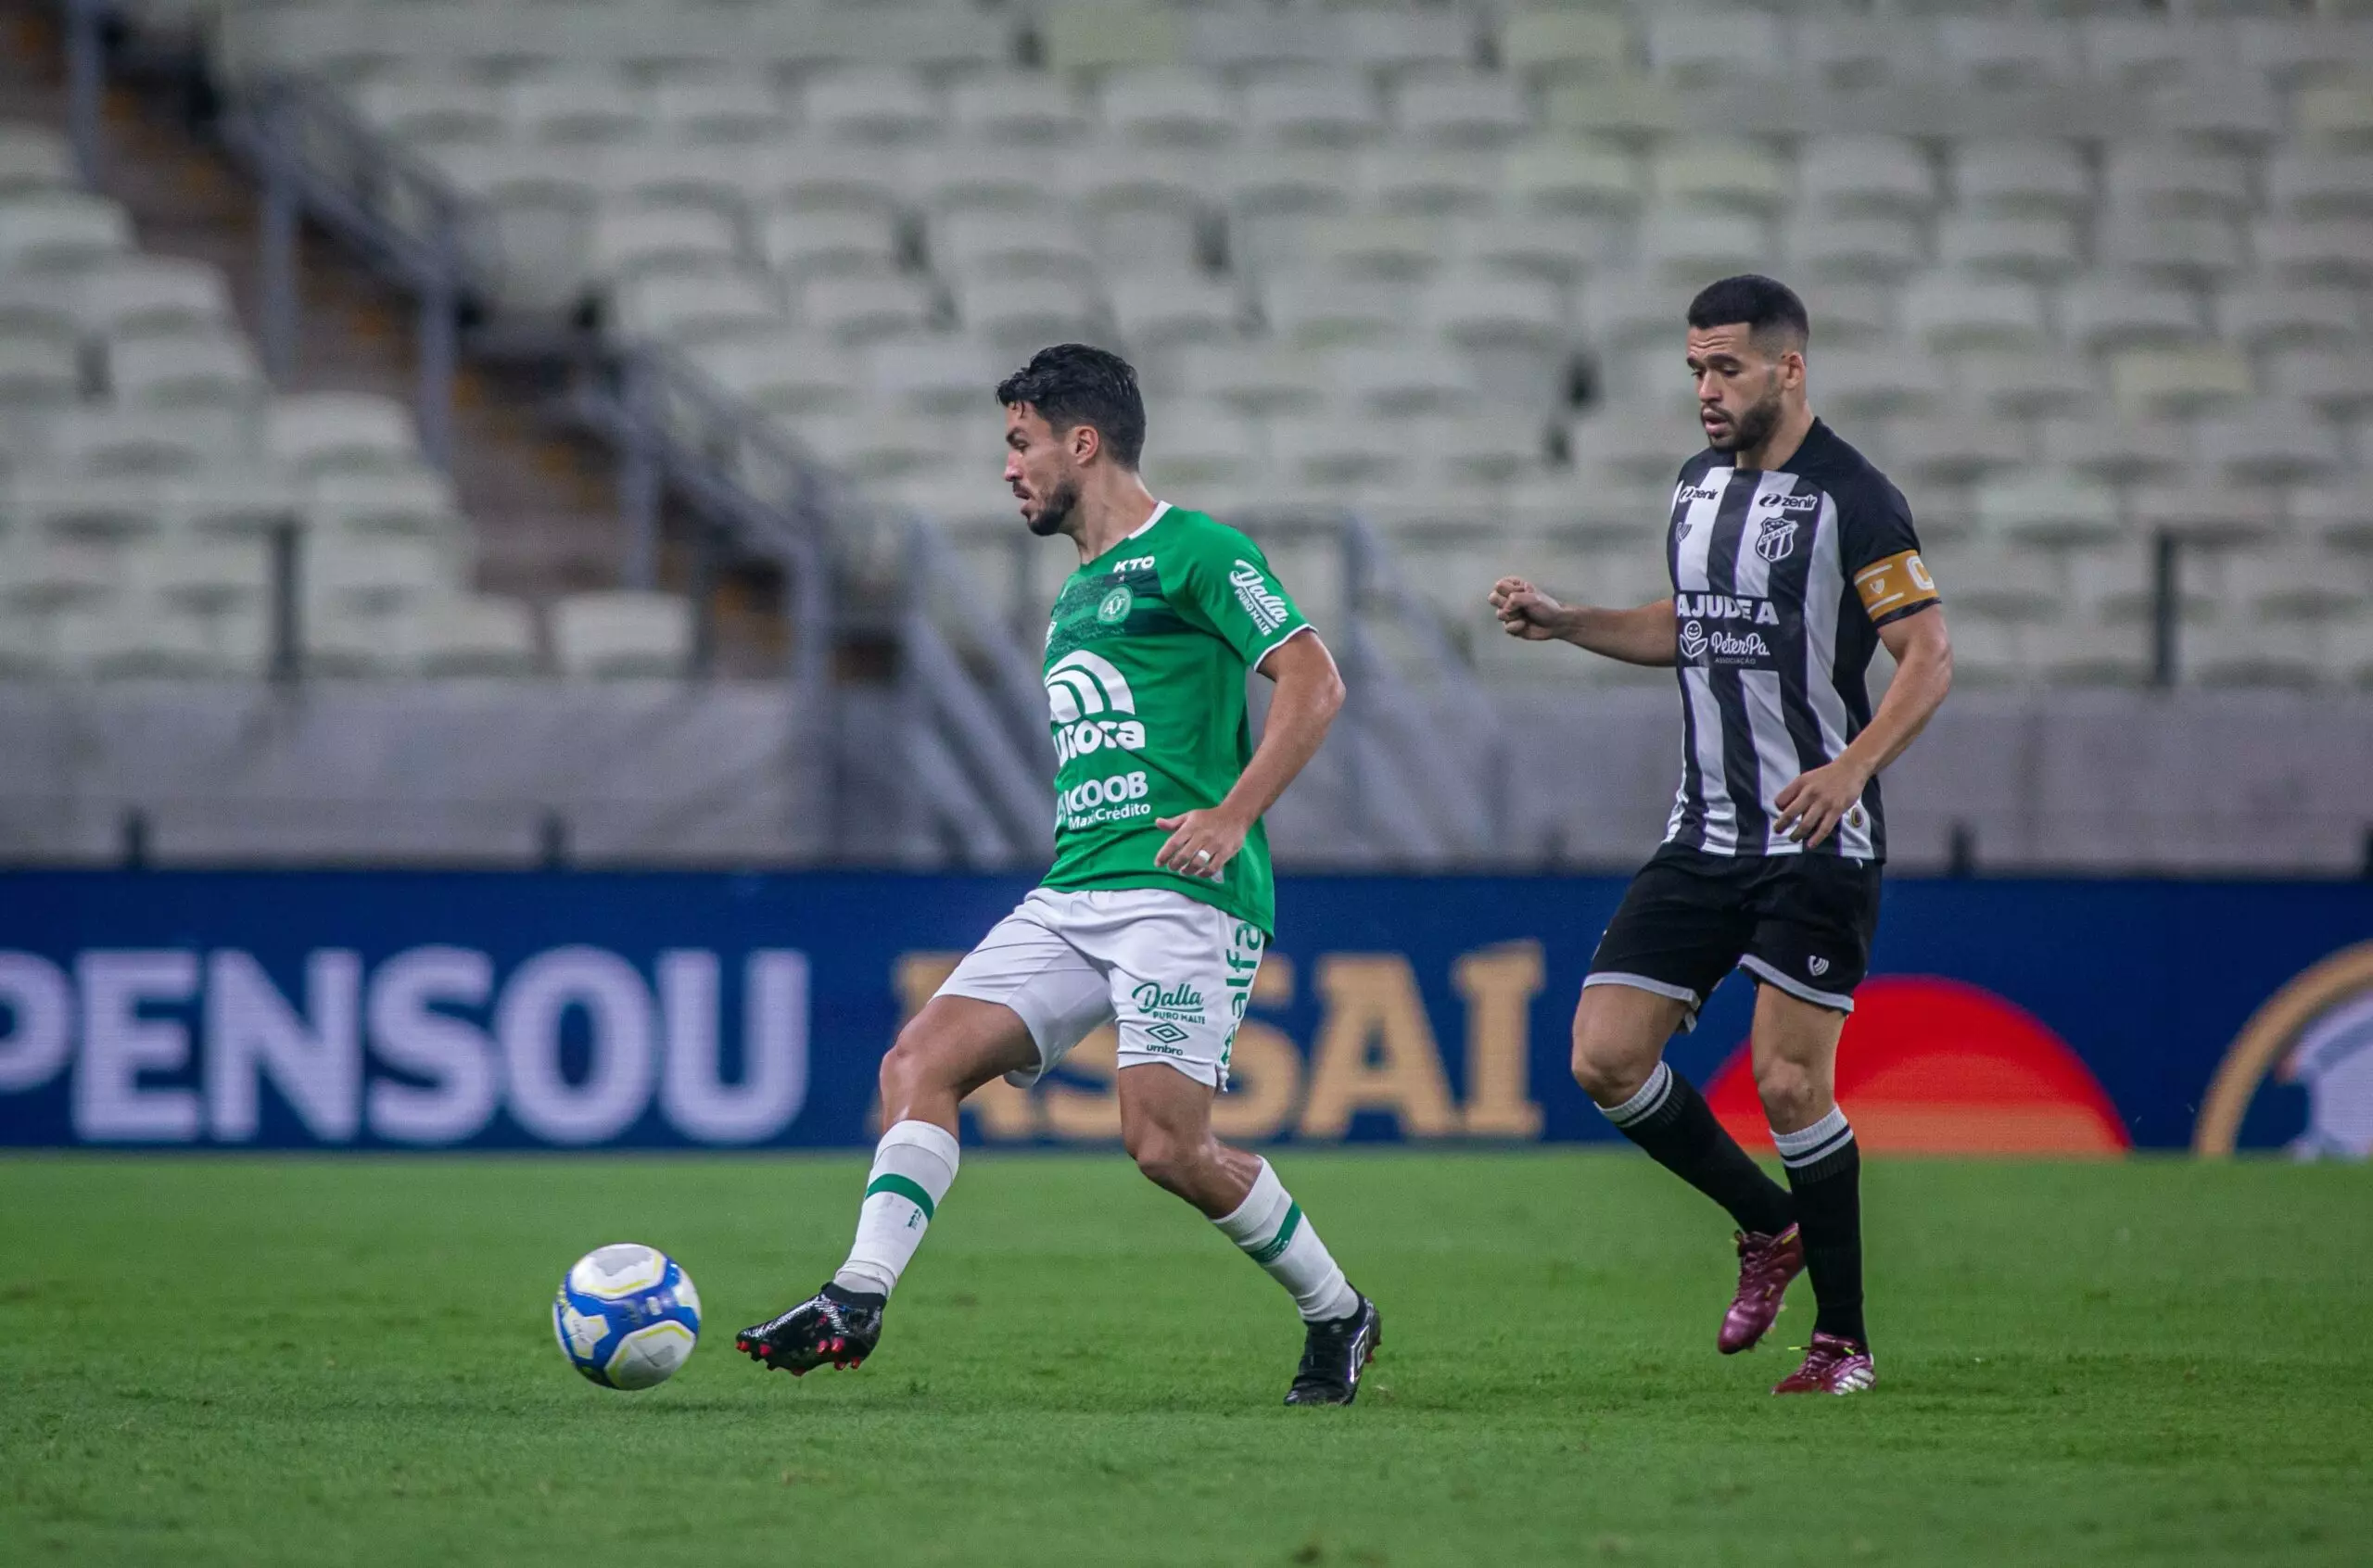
[832,1119,959,1299]
[1213,1160,1360,1322]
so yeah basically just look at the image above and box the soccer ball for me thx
[552,1244,701,1390]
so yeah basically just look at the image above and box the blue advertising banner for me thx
[0,872,2368,1155]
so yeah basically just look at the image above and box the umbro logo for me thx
[1808,957,1831,977]
[1145,1021,1190,1045]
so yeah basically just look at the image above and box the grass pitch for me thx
[4,1151,2367,1566]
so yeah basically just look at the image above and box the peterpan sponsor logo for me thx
[1678,620,1770,663]
[1229,561,1289,635]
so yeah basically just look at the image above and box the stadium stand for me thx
[112,0,2373,695]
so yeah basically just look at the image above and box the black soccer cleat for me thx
[1284,1291,1381,1406]
[735,1283,884,1377]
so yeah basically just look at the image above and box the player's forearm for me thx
[1220,642,1344,825]
[1839,626,1950,780]
[1558,601,1678,666]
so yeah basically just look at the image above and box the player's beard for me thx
[1024,475,1080,537]
[1704,374,1783,454]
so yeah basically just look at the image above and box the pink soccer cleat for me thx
[1719,1225,1805,1354]
[1772,1333,1876,1396]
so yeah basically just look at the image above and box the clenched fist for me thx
[1489,576,1570,642]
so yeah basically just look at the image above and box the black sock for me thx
[1777,1111,1866,1347]
[1600,1061,1795,1237]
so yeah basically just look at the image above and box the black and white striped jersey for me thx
[1662,419,1939,863]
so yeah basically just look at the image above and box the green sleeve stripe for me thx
[1245,1202,1302,1265]
[865,1173,936,1221]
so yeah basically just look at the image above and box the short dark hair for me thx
[996,343,1147,470]
[1686,274,1810,350]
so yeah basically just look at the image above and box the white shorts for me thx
[935,887,1266,1090]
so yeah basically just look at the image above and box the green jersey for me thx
[1038,503,1311,934]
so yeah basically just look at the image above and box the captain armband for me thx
[1852,550,1939,624]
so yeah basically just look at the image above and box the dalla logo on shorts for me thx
[1132,980,1206,1022]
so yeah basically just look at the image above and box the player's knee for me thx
[879,1022,953,1106]
[1570,1016,1651,1104]
[1754,1061,1821,1129]
[1124,1124,1204,1197]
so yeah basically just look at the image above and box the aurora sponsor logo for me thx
[1131,979,1206,1022]
[1046,649,1136,725]
[1228,561,1290,635]
[1054,717,1146,763]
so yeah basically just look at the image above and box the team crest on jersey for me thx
[1754,517,1799,563]
[1097,585,1133,624]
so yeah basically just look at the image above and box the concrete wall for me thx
[0,681,830,866]
[2,681,2366,875]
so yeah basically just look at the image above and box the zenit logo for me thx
[1679,485,1721,503]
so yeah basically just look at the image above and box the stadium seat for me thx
[802,68,945,145]
[1903,276,2049,353]
[1258,275,1405,348]
[951,276,1104,354]
[2254,218,2373,285]
[1814,348,1950,422]
[930,209,1100,284]
[2182,616,2321,688]
[1885,415,2029,489]
[264,393,423,478]
[613,270,790,348]
[1174,342,1326,417]
[306,468,463,540]
[1409,412,1551,490]
[2099,213,2250,286]
[651,72,791,146]
[11,472,164,543]
[1935,213,2082,281]
[1501,136,1643,218]
[1040,4,1187,75]
[303,533,458,624]
[1393,74,1532,148]
[1793,20,1933,93]
[758,208,902,282]
[2215,282,2364,351]
[0,336,81,415]
[1649,139,1792,217]
[595,145,755,221]
[47,405,235,477]
[1137,407,1264,494]
[1952,348,2099,420]
[354,74,509,149]
[587,206,745,292]
[1950,141,2092,217]
[1275,214,1450,284]
[74,256,238,345]
[949,71,1089,147]
[51,601,252,677]
[1267,413,1409,489]
[2265,151,2373,218]
[1244,70,1383,146]
[1456,213,1618,285]
[759,146,909,216]
[796,411,958,482]
[1938,18,2080,87]
[131,534,271,616]
[1423,269,1566,348]
[413,593,541,676]
[869,338,1005,419]
[1786,216,1925,284]
[2104,143,2254,215]
[2063,543,2167,626]
[2295,77,2373,152]
[1363,147,1503,219]
[164,471,303,539]
[2212,546,2370,623]
[0,191,133,273]
[105,333,265,410]
[425,145,601,311]
[1110,272,1243,349]
[2129,476,2288,546]
[2027,619,2152,688]
[1644,12,1786,82]
[2108,346,2256,417]
[0,123,72,195]
[2291,483,2373,550]
[1324,345,1477,417]
[1098,69,1238,148]
[1925,538,2062,624]
[512,70,653,146]
[1636,212,1770,283]
[1498,12,1632,84]
[1796,137,1939,219]
[1977,472,2126,547]
[2196,406,2346,484]
[550,589,695,677]
[2062,279,2206,353]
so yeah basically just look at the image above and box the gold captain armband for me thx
[1852,550,1939,621]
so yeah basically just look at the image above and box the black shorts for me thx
[1585,842,1882,1028]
